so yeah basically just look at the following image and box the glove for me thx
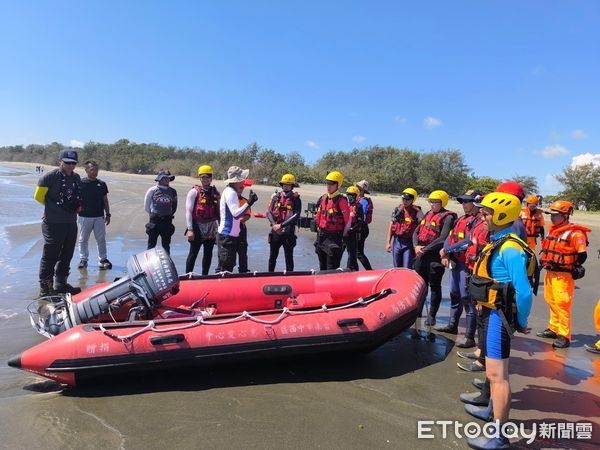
[247,190,258,206]
[571,265,585,280]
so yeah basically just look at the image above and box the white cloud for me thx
[70,139,84,148]
[540,144,569,159]
[352,135,366,143]
[424,116,442,129]
[394,116,407,124]
[571,152,600,167]
[571,129,588,139]
[306,140,319,149]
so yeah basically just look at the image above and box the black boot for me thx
[38,279,55,297]
[435,323,458,334]
[54,276,81,295]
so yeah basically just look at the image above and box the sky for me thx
[0,1,598,194]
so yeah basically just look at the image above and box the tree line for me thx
[1,139,598,209]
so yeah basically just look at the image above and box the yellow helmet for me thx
[480,192,521,226]
[325,170,344,186]
[402,187,418,199]
[428,190,449,208]
[198,165,213,176]
[280,173,298,186]
[346,186,360,196]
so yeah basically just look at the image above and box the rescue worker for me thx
[237,179,253,273]
[386,188,423,268]
[463,192,534,450]
[584,300,600,354]
[413,190,457,325]
[185,165,220,274]
[144,169,178,254]
[496,181,527,241]
[217,166,258,273]
[344,186,364,271]
[519,194,545,251]
[314,171,351,270]
[537,200,590,349]
[354,180,373,270]
[438,190,482,340]
[34,148,83,296]
[267,173,302,272]
[77,160,112,270]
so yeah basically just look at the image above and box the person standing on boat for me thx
[144,169,178,254]
[267,173,302,272]
[314,171,351,270]
[34,148,83,297]
[217,166,258,273]
[386,187,423,268]
[354,180,373,270]
[343,185,364,271]
[77,161,112,270]
[185,165,220,274]
[413,190,457,326]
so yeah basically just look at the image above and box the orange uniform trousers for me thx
[544,270,575,340]
[594,299,600,350]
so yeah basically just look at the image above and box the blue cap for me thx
[59,149,78,163]
[155,170,175,182]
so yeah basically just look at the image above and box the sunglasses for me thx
[63,161,77,165]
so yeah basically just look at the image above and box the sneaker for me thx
[54,282,82,295]
[457,351,478,360]
[472,378,485,390]
[464,403,493,422]
[552,336,570,349]
[78,259,88,269]
[458,361,485,372]
[536,328,558,339]
[435,324,458,334]
[467,436,509,450]
[99,259,113,270]
[584,344,600,354]
[456,338,477,348]
[460,391,490,406]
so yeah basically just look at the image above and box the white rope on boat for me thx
[99,291,385,342]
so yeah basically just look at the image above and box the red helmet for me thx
[496,181,525,201]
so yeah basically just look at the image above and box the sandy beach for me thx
[0,160,598,449]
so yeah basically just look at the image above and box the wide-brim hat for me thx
[155,170,175,182]
[457,189,483,204]
[225,166,250,183]
[355,180,370,194]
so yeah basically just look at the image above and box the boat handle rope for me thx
[98,288,393,342]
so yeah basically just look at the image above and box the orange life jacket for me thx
[359,196,374,224]
[539,223,590,271]
[391,204,422,238]
[269,191,299,224]
[465,217,489,271]
[520,207,544,238]
[417,209,457,246]
[447,213,478,263]
[192,185,220,222]
[316,194,348,233]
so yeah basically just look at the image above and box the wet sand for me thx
[0,161,598,449]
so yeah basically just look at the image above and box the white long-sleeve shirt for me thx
[217,185,250,237]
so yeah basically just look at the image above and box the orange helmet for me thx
[525,195,539,205]
[547,200,573,215]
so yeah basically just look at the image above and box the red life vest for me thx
[269,191,299,224]
[447,213,478,263]
[539,223,590,271]
[391,204,422,238]
[359,196,374,224]
[316,194,348,233]
[465,217,489,271]
[192,185,220,222]
[417,209,457,246]
[520,207,544,238]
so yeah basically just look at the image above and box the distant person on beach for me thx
[216,166,257,272]
[77,161,112,270]
[185,165,220,274]
[353,180,373,270]
[343,185,364,271]
[33,149,82,296]
[267,173,301,272]
[237,180,253,273]
[386,187,423,268]
[144,169,178,254]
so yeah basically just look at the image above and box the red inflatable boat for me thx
[9,249,426,387]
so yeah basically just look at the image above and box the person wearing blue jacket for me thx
[463,192,533,450]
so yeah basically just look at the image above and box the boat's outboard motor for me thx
[28,248,179,337]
